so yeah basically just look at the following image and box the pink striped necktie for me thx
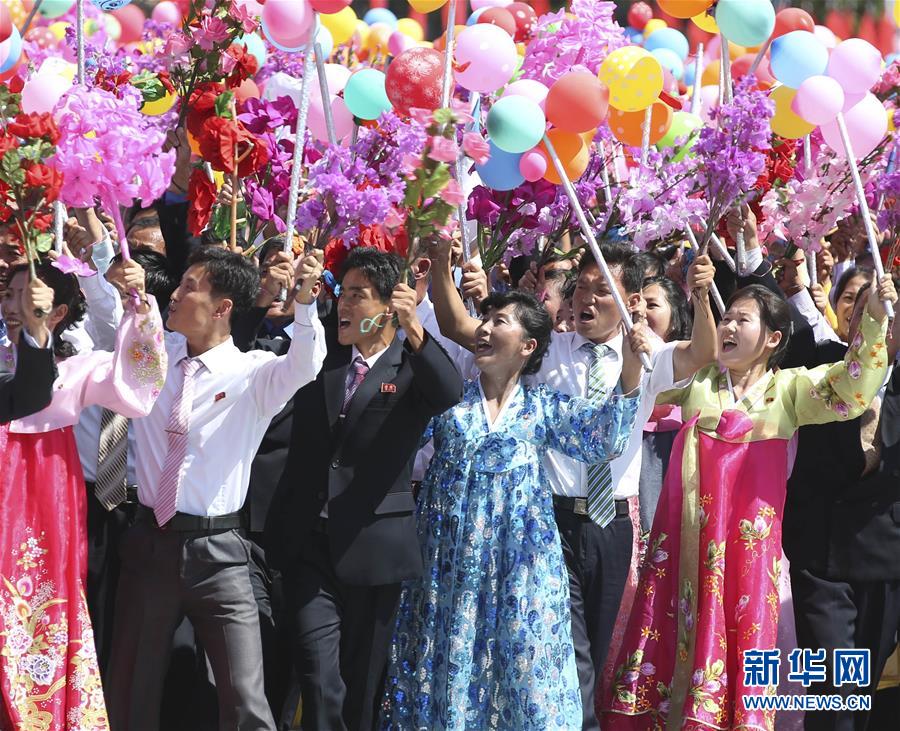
[154,357,202,527]
[341,356,369,416]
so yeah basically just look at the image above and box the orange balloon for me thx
[608,103,673,147]
[701,59,720,86]
[432,24,465,51]
[657,0,714,20]
[545,72,609,133]
[538,130,589,184]
[727,42,746,60]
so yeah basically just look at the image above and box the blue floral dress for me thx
[380,380,641,730]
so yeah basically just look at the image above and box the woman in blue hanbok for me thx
[380,291,648,730]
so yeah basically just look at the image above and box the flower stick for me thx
[709,232,736,272]
[75,0,85,86]
[313,38,337,146]
[640,105,652,166]
[690,43,704,117]
[685,224,726,315]
[440,0,458,108]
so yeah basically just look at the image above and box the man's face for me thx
[127,224,166,256]
[166,264,228,338]
[336,268,390,347]
[572,263,633,343]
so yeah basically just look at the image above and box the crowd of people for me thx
[1,137,899,731]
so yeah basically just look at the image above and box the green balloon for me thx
[487,95,546,154]
[344,69,391,121]
[657,111,703,159]
[39,0,76,19]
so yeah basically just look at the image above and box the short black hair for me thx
[257,236,286,267]
[340,247,402,302]
[833,266,873,304]
[578,241,643,294]
[110,247,178,305]
[633,250,667,281]
[479,290,552,376]
[187,247,260,320]
[643,276,692,341]
[727,284,792,368]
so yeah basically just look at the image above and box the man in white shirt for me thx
[105,247,326,731]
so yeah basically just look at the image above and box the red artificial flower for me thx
[187,166,218,237]
[186,81,226,140]
[323,225,408,282]
[157,70,175,95]
[0,133,18,156]
[24,163,63,202]
[94,69,134,96]
[32,211,52,232]
[7,113,59,144]
[198,116,269,176]
[7,75,24,94]
[225,43,259,89]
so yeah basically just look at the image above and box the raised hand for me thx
[22,277,53,346]
[293,250,324,306]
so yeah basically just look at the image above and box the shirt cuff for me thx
[21,330,51,349]
[739,246,764,276]
[293,300,318,327]
[90,232,115,275]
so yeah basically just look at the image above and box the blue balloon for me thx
[651,48,684,82]
[625,26,643,44]
[91,0,130,9]
[467,8,488,25]
[887,53,900,65]
[683,62,696,87]
[363,8,398,30]
[0,27,21,74]
[475,143,524,191]
[644,28,689,61]
[770,30,829,90]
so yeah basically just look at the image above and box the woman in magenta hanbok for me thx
[0,261,166,731]
[603,281,895,731]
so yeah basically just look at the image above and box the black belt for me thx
[85,482,140,506]
[136,505,243,532]
[552,495,629,518]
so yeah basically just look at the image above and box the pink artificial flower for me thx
[195,15,230,52]
[164,31,191,57]
[462,132,490,165]
[449,98,474,125]
[428,135,458,164]
[408,107,434,125]
[439,178,465,207]
[401,153,422,172]
[229,0,259,34]
[219,52,238,77]
[52,255,95,277]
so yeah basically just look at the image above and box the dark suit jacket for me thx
[0,334,56,424]
[265,332,463,586]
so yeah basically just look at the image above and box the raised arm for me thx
[672,253,717,382]
[427,237,481,352]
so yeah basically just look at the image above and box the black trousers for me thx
[791,567,900,731]
[283,531,401,731]
[554,504,633,731]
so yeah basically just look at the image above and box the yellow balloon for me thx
[895,0,900,26]
[770,85,815,139]
[889,107,896,133]
[728,42,746,60]
[598,46,664,113]
[48,21,68,41]
[367,22,392,53]
[0,0,26,29]
[321,6,357,46]
[354,18,370,46]
[644,19,668,36]
[701,59,720,86]
[396,18,423,42]
[691,10,718,33]
[409,0,447,12]
[142,91,177,117]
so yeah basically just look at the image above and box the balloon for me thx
[309,94,354,142]
[323,63,351,93]
[91,0,131,9]
[658,0,712,20]
[770,31,828,89]
[486,95,545,153]
[772,7,815,38]
[627,2,653,32]
[471,0,512,9]
[410,0,447,11]
[643,18,667,36]
[320,6,356,45]
[545,72,609,133]
[714,0,775,48]
[598,46,663,113]
[651,47,684,81]
[233,0,263,16]
[537,130,589,183]
[770,85,815,138]
[519,150,546,182]
[453,24,518,93]
[656,110,702,149]
[754,54,776,87]
[37,0,73,18]
[701,60,720,86]
[240,33,267,68]
[506,2,536,42]
[0,26,19,73]
[813,25,837,50]
[343,68,391,120]
[387,30,413,57]
[262,0,314,48]
[697,85,720,124]
[644,27,689,60]
[21,73,71,114]
[791,75,844,125]
[309,0,351,13]
[103,13,121,41]
[691,10,718,33]
[608,102,673,146]
[0,5,9,44]
[234,78,260,103]
[502,79,549,109]
[385,46,444,116]
[314,23,334,57]
[477,7,515,36]
[363,7,397,29]
[821,93,888,159]
[475,142,524,190]
[366,23,393,54]
[396,18,424,42]
[25,26,55,48]
[826,38,883,95]
[110,5,145,43]
[151,0,180,24]
[432,24,465,51]
[467,8,488,25]
[142,91,176,116]
[0,0,24,30]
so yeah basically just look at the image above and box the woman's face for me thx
[0,269,27,343]
[643,283,673,341]
[717,297,781,372]
[835,274,871,341]
[474,304,536,376]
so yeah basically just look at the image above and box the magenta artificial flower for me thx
[462,132,490,165]
[195,15,230,52]
[428,136,458,164]
[52,255,95,277]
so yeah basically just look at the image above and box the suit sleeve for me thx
[0,335,57,422]
[405,331,464,416]
[155,195,191,282]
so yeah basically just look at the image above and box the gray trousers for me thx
[105,518,276,731]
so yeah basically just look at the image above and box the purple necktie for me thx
[341,356,369,415]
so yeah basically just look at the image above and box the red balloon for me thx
[477,7,516,38]
[309,0,351,12]
[545,72,609,133]
[627,1,653,32]
[234,78,260,102]
[730,54,754,81]
[112,5,146,46]
[385,47,445,117]
[506,2,536,42]
[772,8,815,39]
[754,54,775,86]
[0,5,11,44]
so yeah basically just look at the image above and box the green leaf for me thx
[214,91,235,119]
[209,204,231,242]
[421,164,450,200]
[132,71,167,103]
[35,232,53,253]
[431,108,453,126]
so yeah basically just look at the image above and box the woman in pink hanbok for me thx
[0,260,166,731]
[603,280,896,731]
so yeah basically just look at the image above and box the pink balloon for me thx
[324,63,351,93]
[453,23,518,93]
[502,79,549,110]
[309,94,355,143]
[792,75,844,125]
[519,149,546,182]
[471,0,512,9]
[813,24,837,49]
[826,38,882,94]
[698,85,719,124]
[820,93,888,159]
[262,0,314,48]
[21,73,71,114]
[151,0,181,24]
[388,31,413,57]
[842,90,866,112]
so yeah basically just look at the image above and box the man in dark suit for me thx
[266,247,464,731]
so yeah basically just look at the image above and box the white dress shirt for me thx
[526,330,683,500]
[789,288,840,344]
[133,303,326,516]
